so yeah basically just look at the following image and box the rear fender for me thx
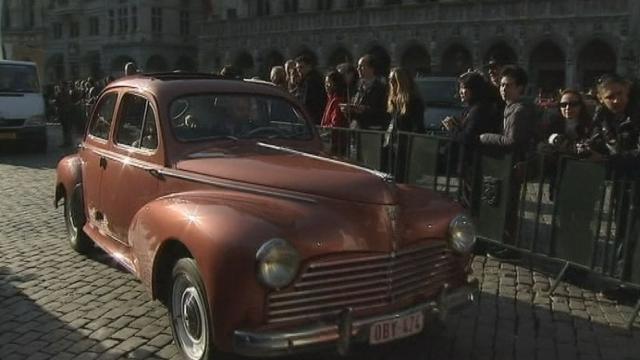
[54,154,82,208]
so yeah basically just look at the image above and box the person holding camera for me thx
[541,89,592,156]
[584,74,640,174]
[442,71,500,207]
[538,89,593,200]
[583,74,640,285]
[442,71,500,147]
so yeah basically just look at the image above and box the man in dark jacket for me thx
[588,74,640,177]
[295,55,326,124]
[586,74,640,282]
[344,54,389,130]
[479,65,536,256]
[480,65,536,161]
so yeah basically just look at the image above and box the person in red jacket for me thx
[321,70,348,155]
[321,70,347,128]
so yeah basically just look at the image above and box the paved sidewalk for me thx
[0,125,638,359]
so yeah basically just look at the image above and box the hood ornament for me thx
[385,205,400,252]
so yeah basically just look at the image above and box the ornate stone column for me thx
[565,36,576,88]
[429,38,439,75]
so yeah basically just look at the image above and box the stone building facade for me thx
[1,0,48,80]
[2,0,207,83]
[201,0,640,93]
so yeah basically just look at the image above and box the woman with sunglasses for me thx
[542,89,592,155]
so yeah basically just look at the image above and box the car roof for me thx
[104,72,290,101]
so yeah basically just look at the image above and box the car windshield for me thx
[0,64,40,93]
[169,94,313,141]
[415,79,459,105]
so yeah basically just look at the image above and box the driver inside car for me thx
[217,96,262,137]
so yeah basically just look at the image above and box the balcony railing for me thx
[203,0,630,38]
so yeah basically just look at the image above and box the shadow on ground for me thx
[0,266,110,359]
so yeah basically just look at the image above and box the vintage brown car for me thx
[54,73,478,360]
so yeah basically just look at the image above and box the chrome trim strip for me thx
[159,168,318,204]
[90,147,158,171]
[85,145,317,204]
[233,282,478,357]
[256,142,394,181]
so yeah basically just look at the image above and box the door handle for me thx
[99,156,107,169]
[148,168,164,180]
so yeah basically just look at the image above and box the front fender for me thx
[54,154,82,208]
[128,190,308,351]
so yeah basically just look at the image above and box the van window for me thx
[0,63,40,93]
[89,93,118,140]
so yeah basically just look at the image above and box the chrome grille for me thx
[267,242,459,324]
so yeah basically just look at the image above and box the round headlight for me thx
[256,238,300,289]
[448,214,476,253]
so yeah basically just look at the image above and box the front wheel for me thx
[64,190,92,253]
[170,258,214,360]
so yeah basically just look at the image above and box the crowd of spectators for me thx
[47,75,112,147]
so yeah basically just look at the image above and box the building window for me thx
[151,7,163,33]
[317,0,333,10]
[117,7,128,34]
[70,61,79,79]
[346,0,365,8]
[256,0,270,16]
[180,11,190,35]
[26,0,35,29]
[226,8,237,19]
[131,6,138,32]
[284,0,298,13]
[70,21,80,38]
[53,22,62,39]
[89,17,99,36]
[1,2,10,30]
[109,10,115,35]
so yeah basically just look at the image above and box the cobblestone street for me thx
[1,125,639,360]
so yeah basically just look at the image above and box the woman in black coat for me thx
[383,67,425,180]
[442,71,500,147]
[442,71,500,206]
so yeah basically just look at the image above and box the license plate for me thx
[369,311,424,345]
[0,132,16,139]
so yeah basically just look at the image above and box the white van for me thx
[0,60,47,151]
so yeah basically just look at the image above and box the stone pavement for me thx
[0,125,639,360]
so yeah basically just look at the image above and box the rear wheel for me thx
[64,189,92,253]
[170,258,214,360]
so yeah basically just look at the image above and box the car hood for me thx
[175,142,397,204]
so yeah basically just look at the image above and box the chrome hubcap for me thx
[66,200,78,239]
[182,289,203,340]
[172,277,207,359]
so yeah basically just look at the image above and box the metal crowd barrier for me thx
[318,126,640,329]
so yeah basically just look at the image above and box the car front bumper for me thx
[233,279,478,357]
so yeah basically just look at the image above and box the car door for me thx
[81,91,119,228]
[99,91,163,245]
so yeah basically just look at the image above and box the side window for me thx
[140,106,158,150]
[116,93,158,150]
[88,93,118,140]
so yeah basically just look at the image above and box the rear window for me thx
[169,94,312,142]
[0,64,40,93]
